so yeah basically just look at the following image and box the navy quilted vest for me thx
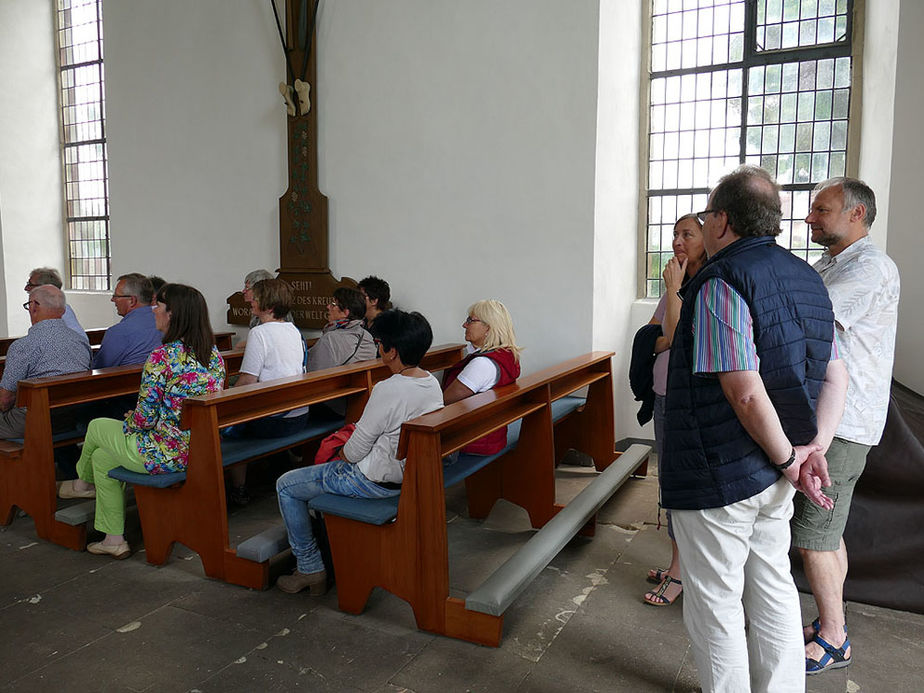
[661,236,834,510]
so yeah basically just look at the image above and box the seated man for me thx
[0,285,92,439]
[24,267,89,345]
[94,273,163,368]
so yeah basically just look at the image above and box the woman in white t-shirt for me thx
[275,310,444,595]
[226,278,306,504]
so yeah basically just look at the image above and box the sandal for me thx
[643,575,682,606]
[646,567,670,584]
[804,617,848,643]
[806,631,851,675]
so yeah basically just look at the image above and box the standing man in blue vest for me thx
[793,178,899,675]
[661,165,848,693]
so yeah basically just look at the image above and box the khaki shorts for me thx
[791,437,870,552]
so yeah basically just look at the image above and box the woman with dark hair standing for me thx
[275,310,443,595]
[57,284,225,558]
[637,213,706,606]
[357,276,392,329]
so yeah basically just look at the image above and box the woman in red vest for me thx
[442,300,522,455]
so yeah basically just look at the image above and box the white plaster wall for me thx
[857,0,899,250]
[103,0,285,329]
[592,0,648,440]
[103,1,602,373]
[885,0,924,394]
[0,0,66,337]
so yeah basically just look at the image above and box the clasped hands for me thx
[781,444,834,510]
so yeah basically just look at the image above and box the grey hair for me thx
[118,272,154,304]
[244,269,274,287]
[814,177,877,229]
[30,285,66,316]
[29,267,63,288]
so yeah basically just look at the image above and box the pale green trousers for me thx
[76,417,148,535]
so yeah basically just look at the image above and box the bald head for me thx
[28,285,66,324]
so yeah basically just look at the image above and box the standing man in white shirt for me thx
[793,177,900,675]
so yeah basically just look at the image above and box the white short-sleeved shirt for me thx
[815,236,900,445]
[456,355,501,395]
[241,321,307,417]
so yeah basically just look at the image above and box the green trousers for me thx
[76,417,148,535]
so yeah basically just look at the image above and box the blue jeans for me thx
[276,460,400,573]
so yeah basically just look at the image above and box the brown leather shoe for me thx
[276,569,327,595]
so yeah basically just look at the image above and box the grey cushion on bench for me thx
[308,395,587,524]
[107,417,344,487]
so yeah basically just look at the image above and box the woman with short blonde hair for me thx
[442,299,523,455]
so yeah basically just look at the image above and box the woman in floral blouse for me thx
[58,284,225,559]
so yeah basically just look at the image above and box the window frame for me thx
[54,0,111,292]
[640,0,864,299]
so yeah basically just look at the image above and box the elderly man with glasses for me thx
[24,267,89,345]
[93,273,163,369]
[0,285,92,439]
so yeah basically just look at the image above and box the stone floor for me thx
[1,454,922,692]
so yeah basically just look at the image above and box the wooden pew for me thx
[105,344,466,590]
[0,349,245,551]
[309,352,650,646]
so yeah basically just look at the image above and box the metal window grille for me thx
[645,0,853,298]
[56,0,110,291]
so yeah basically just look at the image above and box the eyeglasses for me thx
[24,282,37,290]
[328,301,344,310]
[111,294,133,300]
[22,300,39,311]
[464,316,482,325]
[695,209,717,223]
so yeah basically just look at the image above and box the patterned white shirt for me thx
[814,236,900,446]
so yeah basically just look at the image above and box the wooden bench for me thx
[104,344,466,590]
[0,349,245,551]
[0,331,233,377]
[307,351,650,646]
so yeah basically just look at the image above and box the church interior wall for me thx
[0,0,920,437]
[884,0,924,394]
[0,0,67,337]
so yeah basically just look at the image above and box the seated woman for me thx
[275,310,443,594]
[306,287,377,418]
[442,299,522,455]
[358,275,393,329]
[226,278,307,505]
[307,287,377,371]
[57,284,225,558]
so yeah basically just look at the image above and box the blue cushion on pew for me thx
[9,427,86,446]
[308,494,401,525]
[107,418,344,487]
[308,395,587,524]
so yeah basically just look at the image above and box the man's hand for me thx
[0,387,15,413]
[799,449,833,509]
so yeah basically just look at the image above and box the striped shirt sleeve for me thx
[692,278,759,374]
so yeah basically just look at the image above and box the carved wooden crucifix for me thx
[227,0,358,329]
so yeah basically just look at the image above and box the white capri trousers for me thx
[671,478,805,693]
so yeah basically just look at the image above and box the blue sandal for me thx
[806,631,851,675]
